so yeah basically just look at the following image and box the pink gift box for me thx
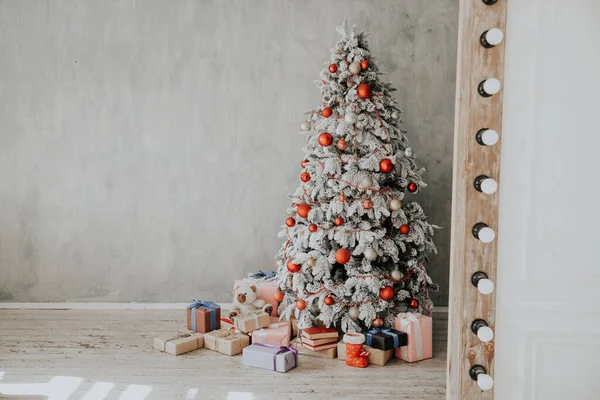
[234,279,279,317]
[251,318,291,346]
[394,313,433,362]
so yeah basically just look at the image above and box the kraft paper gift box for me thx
[233,311,271,334]
[154,331,204,356]
[290,338,337,359]
[186,300,221,333]
[234,275,279,317]
[337,341,393,366]
[394,313,433,362]
[365,327,408,351]
[242,343,298,373]
[251,319,291,346]
[204,328,250,356]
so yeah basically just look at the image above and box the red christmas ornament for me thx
[301,159,309,168]
[297,203,311,218]
[337,139,348,150]
[308,223,318,232]
[362,199,373,210]
[357,83,372,99]
[324,296,334,306]
[300,172,311,182]
[329,64,338,73]
[407,182,418,193]
[409,298,419,309]
[287,259,301,273]
[274,291,284,302]
[360,59,369,70]
[335,248,351,264]
[296,299,307,310]
[322,107,333,118]
[379,159,393,173]
[400,224,410,234]
[379,286,395,301]
[286,217,296,227]
[334,217,344,226]
[318,132,333,147]
[373,317,384,327]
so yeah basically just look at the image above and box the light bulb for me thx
[474,175,498,194]
[477,326,494,342]
[480,28,504,48]
[476,129,499,146]
[471,272,495,295]
[470,364,494,391]
[478,78,501,97]
[472,223,495,243]
[477,374,494,391]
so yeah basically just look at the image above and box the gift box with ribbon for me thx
[251,318,291,346]
[365,327,408,351]
[186,300,221,333]
[204,328,250,356]
[233,311,271,334]
[234,270,279,317]
[242,343,298,373]
[394,313,433,362]
[153,331,204,356]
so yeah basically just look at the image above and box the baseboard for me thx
[0,302,448,312]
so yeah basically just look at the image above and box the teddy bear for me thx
[228,283,273,321]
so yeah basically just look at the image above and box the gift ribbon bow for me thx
[254,343,298,371]
[398,313,423,359]
[246,270,277,281]
[187,300,219,332]
[366,328,399,348]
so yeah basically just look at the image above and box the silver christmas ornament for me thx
[389,199,402,211]
[286,207,296,216]
[306,257,316,267]
[349,62,361,75]
[364,247,377,261]
[345,112,357,124]
[361,176,373,189]
[300,121,311,131]
[349,306,360,319]
[391,269,402,281]
[391,110,400,119]
[404,147,414,157]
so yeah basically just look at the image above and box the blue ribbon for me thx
[254,343,298,371]
[187,300,219,332]
[248,270,277,280]
[366,327,399,348]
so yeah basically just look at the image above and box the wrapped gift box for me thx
[204,328,250,356]
[154,331,204,356]
[233,311,271,333]
[394,313,433,362]
[186,300,221,333]
[251,319,291,346]
[366,328,408,351]
[242,343,298,373]
[290,338,337,359]
[337,341,393,366]
[234,277,278,317]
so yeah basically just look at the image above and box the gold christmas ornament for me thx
[389,199,402,211]
[306,257,316,267]
[349,62,361,75]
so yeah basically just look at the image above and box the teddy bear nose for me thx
[237,293,246,303]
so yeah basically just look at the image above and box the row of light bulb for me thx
[470,7,503,391]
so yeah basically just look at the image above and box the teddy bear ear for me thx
[250,285,257,293]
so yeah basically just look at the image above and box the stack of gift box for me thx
[152,270,434,371]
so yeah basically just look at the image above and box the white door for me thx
[495,1,600,399]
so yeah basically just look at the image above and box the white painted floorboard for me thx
[0,309,447,399]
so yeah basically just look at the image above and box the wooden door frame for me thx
[447,0,508,398]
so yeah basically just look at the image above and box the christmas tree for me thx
[275,21,438,333]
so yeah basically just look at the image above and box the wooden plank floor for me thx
[0,309,447,399]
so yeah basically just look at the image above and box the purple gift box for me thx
[242,343,298,373]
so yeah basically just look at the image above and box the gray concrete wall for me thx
[0,0,458,304]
